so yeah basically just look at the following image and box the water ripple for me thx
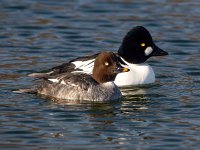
[0,0,200,149]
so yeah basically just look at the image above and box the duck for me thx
[29,26,168,87]
[18,52,129,101]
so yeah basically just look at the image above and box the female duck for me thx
[20,52,129,101]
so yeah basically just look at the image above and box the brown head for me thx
[92,52,129,83]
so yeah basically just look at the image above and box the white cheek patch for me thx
[145,47,153,56]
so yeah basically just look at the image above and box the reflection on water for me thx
[0,0,200,149]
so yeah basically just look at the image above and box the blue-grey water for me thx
[0,0,200,149]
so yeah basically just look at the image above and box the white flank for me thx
[144,46,153,56]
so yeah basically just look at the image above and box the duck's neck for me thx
[120,57,147,66]
[92,73,116,84]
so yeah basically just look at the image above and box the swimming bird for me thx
[17,52,129,101]
[29,26,168,87]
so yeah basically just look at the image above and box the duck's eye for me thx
[105,62,109,66]
[141,43,146,47]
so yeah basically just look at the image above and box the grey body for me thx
[37,73,121,101]
[15,52,128,102]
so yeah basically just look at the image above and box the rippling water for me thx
[0,0,200,149]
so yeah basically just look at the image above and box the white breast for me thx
[71,58,155,87]
[114,63,155,87]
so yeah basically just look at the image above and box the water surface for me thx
[0,0,200,149]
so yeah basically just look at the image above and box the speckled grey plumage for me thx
[37,73,121,101]
[19,52,129,102]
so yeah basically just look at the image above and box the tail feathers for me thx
[28,73,49,78]
[13,88,36,94]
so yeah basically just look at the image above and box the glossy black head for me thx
[118,26,168,64]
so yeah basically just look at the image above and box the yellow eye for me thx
[105,62,109,66]
[141,43,145,47]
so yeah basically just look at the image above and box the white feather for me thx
[69,83,77,87]
[48,79,59,83]
[72,59,94,74]
[61,80,66,85]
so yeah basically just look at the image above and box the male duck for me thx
[29,26,168,87]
